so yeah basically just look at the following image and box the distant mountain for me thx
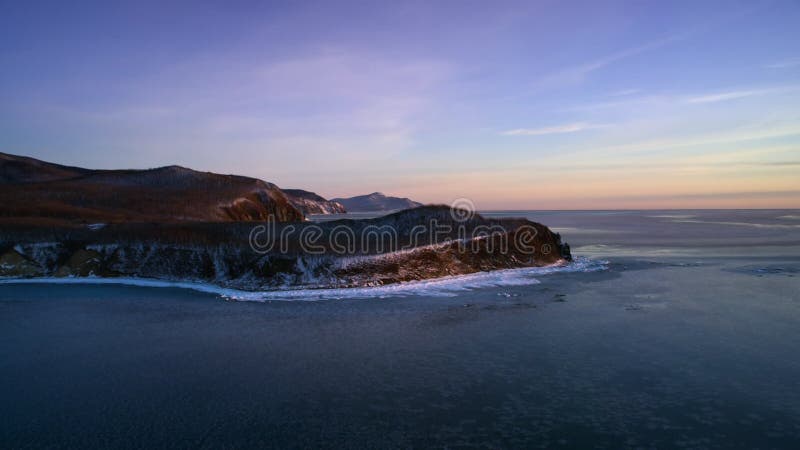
[283,189,346,215]
[331,192,422,212]
[0,152,304,224]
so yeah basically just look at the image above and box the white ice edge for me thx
[0,257,607,301]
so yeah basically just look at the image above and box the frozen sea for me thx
[1,210,800,448]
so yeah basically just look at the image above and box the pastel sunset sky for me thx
[1,0,799,209]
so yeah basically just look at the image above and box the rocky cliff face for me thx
[0,152,304,224]
[283,189,347,215]
[331,192,422,212]
[0,206,571,290]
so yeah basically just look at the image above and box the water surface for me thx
[2,210,800,448]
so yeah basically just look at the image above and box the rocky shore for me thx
[0,206,571,290]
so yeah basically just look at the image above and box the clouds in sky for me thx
[686,89,773,104]
[527,33,686,92]
[501,123,606,136]
[1,1,799,208]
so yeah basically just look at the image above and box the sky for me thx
[1,0,799,209]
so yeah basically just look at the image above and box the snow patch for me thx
[0,257,607,301]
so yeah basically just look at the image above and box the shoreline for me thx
[0,257,605,301]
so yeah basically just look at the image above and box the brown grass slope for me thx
[0,152,90,183]
[0,152,304,224]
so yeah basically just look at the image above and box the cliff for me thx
[0,206,571,290]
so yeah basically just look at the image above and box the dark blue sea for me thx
[2,210,799,448]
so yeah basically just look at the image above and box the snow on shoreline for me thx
[0,257,607,301]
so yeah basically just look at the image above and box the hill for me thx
[0,205,571,289]
[0,152,304,224]
[332,192,422,212]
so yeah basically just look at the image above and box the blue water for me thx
[2,210,800,448]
